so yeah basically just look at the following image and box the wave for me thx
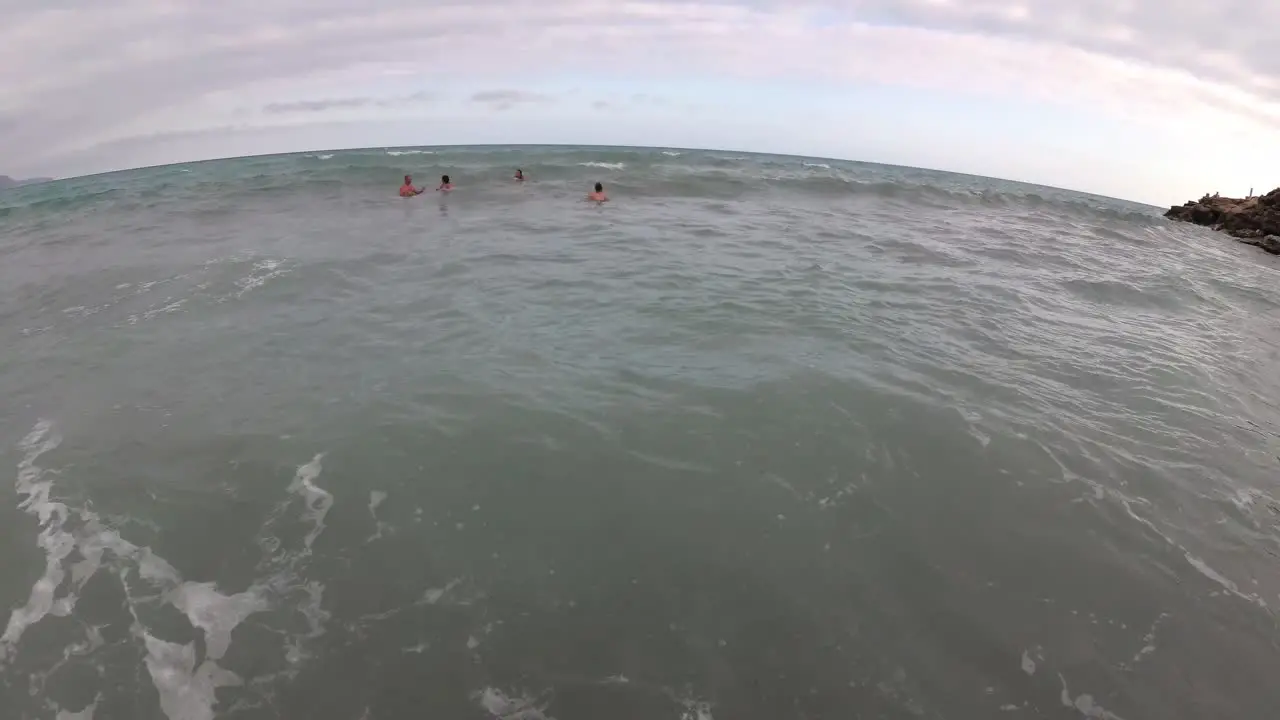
[0,148,1161,233]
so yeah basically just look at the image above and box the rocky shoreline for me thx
[1165,188,1280,254]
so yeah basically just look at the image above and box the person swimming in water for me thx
[399,175,423,197]
[514,169,524,181]
[437,174,454,192]
[587,182,608,202]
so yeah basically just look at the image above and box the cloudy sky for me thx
[2,0,1279,203]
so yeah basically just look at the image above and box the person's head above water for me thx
[594,182,603,193]
[404,175,412,185]
[515,169,524,179]
[441,174,450,184]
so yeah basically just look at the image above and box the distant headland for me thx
[0,174,54,190]
[1165,188,1280,255]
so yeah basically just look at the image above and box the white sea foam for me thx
[139,629,242,720]
[803,162,831,169]
[421,577,463,605]
[367,490,390,541]
[55,699,98,720]
[317,154,335,160]
[387,150,433,156]
[285,581,330,665]
[169,582,268,661]
[662,151,682,157]
[369,491,387,515]
[1,420,68,666]
[288,453,332,552]
[1057,674,1127,719]
[3,421,335,719]
[577,162,624,170]
[1127,612,1170,667]
[679,699,715,720]
[233,258,291,299]
[1228,487,1271,513]
[475,687,550,719]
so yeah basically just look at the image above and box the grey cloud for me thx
[592,100,611,110]
[471,90,554,104]
[469,89,555,112]
[264,97,372,113]
[630,93,669,106]
[263,91,433,114]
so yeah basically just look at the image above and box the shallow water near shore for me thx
[2,145,1280,720]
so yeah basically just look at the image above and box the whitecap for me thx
[386,150,433,156]
[578,162,624,170]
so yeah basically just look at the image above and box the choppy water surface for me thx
[2,146,1279,720]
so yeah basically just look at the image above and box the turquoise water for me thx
[2,145,1279,720]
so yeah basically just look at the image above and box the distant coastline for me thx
[0,174,54,190]
[1165,188,1280,255]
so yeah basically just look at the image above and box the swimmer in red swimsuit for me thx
[399,175,423,197]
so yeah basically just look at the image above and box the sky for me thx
[2,1,1280,204]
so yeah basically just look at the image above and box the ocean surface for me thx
[1,145,1279,720]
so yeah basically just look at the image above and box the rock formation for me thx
[1165,188,1280,254]
[0,175,54,190]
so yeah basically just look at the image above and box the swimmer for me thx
[586,182,608,202]
[437,174,454,192]
[399,175,423,197]
[514,168,524,181]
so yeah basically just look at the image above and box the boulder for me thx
[1165,189,1280,254]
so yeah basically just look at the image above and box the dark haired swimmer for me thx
[437,174,454,192]
[514,169,524,181]
[586,182,608,202]
[399,175,423,197]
